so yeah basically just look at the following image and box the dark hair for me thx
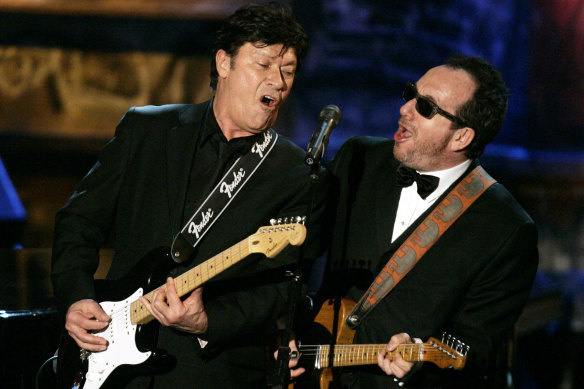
[209,2,308,91]
[445,55,509,159]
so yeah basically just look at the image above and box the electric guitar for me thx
[56,221,307,389]
[293,298,468,389]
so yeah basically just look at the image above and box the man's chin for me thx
[393,144,406,162]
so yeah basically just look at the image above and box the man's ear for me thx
[451,127,475,152]
[216,49,230,79]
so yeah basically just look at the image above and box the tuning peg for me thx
[268,216,307,226]
[457,342,470,356]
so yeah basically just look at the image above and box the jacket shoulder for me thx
[481,182,535,225]
[328,136,396,176]
[121,101,209,128]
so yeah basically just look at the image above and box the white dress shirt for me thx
[391,160,472,243]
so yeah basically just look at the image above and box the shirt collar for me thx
[421,159,472,202]
[199,103,264,148]
[199,103,223,146]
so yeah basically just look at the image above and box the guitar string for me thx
[103,226,292,323]
[93,227,296,335]
[107,250,238,323]
[80,227,301,361]
[98,240,250,326]
[296,344,462,368]
[296,344,445,357]
[296,344,451,368]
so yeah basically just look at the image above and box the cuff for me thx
[197,337,208,348]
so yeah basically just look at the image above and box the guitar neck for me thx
[313,343,424,368]
[130,237,252,324]
[306,299,467,371]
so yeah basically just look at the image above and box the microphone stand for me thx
[267,153,325,389]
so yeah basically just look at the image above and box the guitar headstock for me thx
[249,217,307,258]
[423,333,469,370]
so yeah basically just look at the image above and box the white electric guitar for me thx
[56,221,306,389]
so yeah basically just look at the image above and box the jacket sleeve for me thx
[447,220,539,369]
[50,108,136,318]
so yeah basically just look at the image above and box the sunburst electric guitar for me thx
[292,298,468,389]
[56,221,306,389]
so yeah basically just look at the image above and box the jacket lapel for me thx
[376,151,402,256]
[378,159,482,262]
[166,101,211,235]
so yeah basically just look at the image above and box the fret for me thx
[321,345,328,368]
[122,223,306,326]
[131,296,149,324]
[175,269,190,296]
[311,343,431,368]
[390,344,422,362]
[202,255,215,280]
[302,298,468,378]
[318,345,325,367]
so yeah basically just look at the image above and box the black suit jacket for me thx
[51,101,329,388]
[320,136,538,389]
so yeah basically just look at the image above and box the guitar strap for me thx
[170,128,278,263]
[346,165,496,329]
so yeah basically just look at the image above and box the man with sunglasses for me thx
[315,55,539,388]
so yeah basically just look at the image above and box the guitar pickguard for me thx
[56,222,307,388]
[82,289,151,389]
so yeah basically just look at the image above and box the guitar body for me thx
[293,298,468,389]
[55,222,308,389]
[293,298,356,389]
[56,246,179,389]
[312,298,356,345]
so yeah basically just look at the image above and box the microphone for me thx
[304,105,341,166]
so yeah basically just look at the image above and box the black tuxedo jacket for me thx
[51,100,329,388]
[321,136,538,388]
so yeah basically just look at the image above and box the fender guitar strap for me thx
[170,128,278,263]
[346,165,496,329]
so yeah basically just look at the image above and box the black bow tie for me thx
[396,165,439,199]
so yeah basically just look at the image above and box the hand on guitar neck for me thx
[377,332,417,379]
[290,298,469,389]
[57,221,307,389]
[139,278,208,334]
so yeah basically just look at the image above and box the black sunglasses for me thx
[403,82,469,127]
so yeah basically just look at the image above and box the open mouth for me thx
[394,121,413,143]
[261,95,277,108]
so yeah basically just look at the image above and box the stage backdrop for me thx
[0,1,583,388]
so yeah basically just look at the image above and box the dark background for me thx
[1,1,583,388]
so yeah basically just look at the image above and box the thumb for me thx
[87,304,110,323]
